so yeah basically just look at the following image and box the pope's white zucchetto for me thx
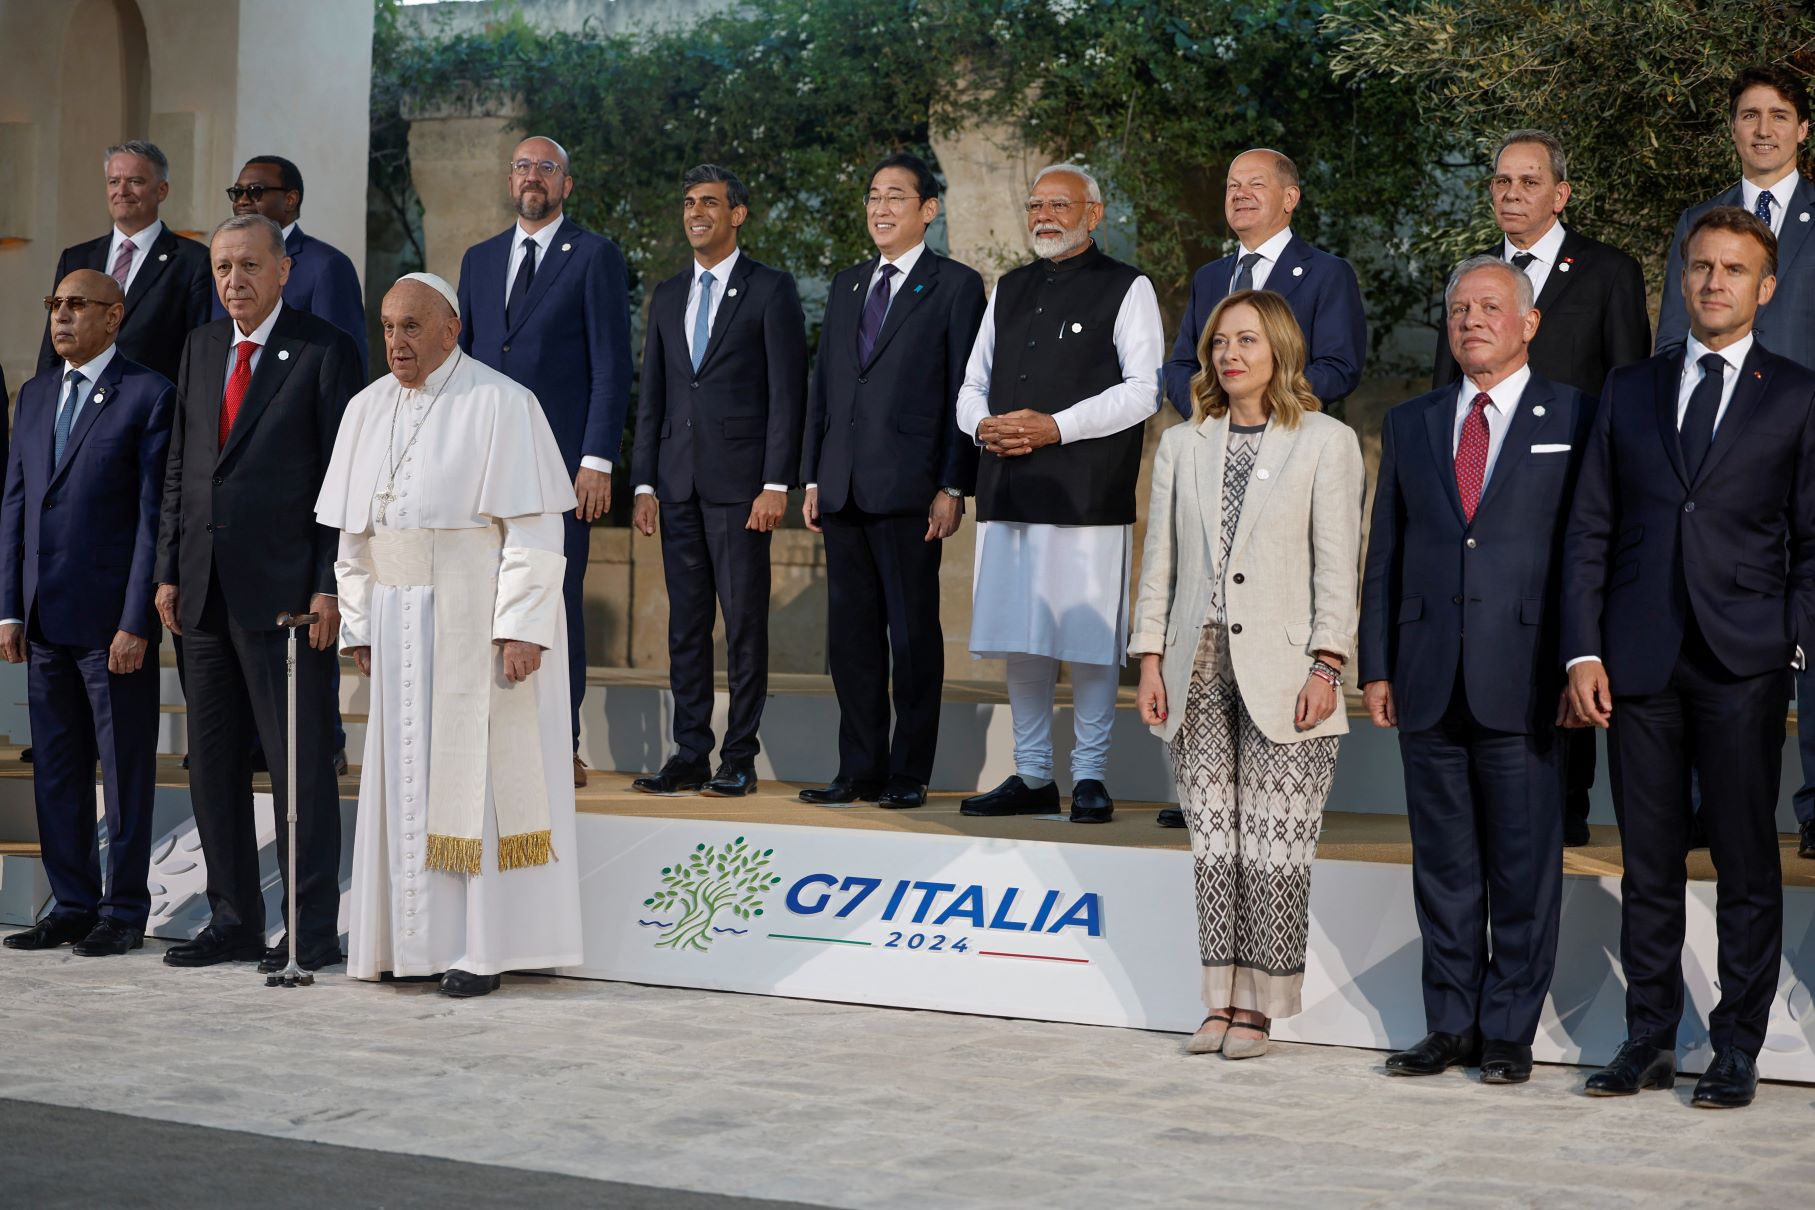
[396,271,461,315]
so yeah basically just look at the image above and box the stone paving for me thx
[0,935,1811,1209]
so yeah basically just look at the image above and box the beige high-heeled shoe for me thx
[1222,1017,1271,1060]
[1187,1013,1233,1055]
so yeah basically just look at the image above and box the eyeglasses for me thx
[43,295,116,314]
[1025,199,1079,217]
[510,159,567,177]
[865,191,924,212]
[225,183,287,202]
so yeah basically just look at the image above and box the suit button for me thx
[1232,573,1244,584]
[1453,594,1464,605]
[857,376,868,384]
[212,476,223,486]
[1465,538,1477,549]
[502,344,510,353]
[1229,623,1243,635]
[42,500,53,510]
[1684,501,1696,513]
[1036,307,1045,314]
[1027,340,1037,348]
[205,523,214,532]
[1019,374,1028,381]
[691,382,700,389]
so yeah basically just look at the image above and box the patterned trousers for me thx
[1167,625,1339,1019]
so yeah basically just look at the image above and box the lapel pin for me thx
[852,281,862,292]
[277,349,290,361]
[1256,468,1270,479]
[1755,369,1765,379]
[93,390,105,402]
[1071,322,1083,333]
[561,242,572,252]
[1802,212,1811,223]
[1558,262,1571,273]
[1532,405,1545,416]
[914,283,924,294]
[728,287,738,297]
[158,253,168,262]
[1292,265,1304,277]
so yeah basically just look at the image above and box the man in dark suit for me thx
[1565,207,1815,1109]
[1432,129,1651,847]
[458,135,633,788]
[154,214,361,972]
[797,153,986,809]
[0,271,171,957]
[1361,256,1592,1085]
[37,140,211,385]
[630,164,807,798]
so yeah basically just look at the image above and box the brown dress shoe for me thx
[573,755,588,789]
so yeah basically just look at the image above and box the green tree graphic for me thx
[643,837,781,952]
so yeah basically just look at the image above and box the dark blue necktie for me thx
[54,370,82,465]
[1680,352,1727,478]
[1755,189,1776,230]
[856,263,898,365]
[506,237,536,329]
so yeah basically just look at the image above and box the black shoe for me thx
[1564,817,1592,848]
[18,746,31,764]
[799,777,883,805]
[876,777,927,810]
[1691,1048,1758,1108]
[632,757,710,796]
[1480,1039,1533,1084]
[163,924,265,967]
[333,749,349,777]
[257,939,344,973]
[3,915,96,950]
[701,764,758,797]
[72,917,144,957]
[960,776,1060,817]
[1156,806,1186,829]
[439,968,501,998]
[1686,814,1709,851]
[180,753,190,769]
[1384,1030,1480,1076]
[1800,822,1815,860]
[1069,779,1115,823]
[1584,1040,1676,1096]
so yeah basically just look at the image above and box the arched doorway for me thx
[54,0,150,249]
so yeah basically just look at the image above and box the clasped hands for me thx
[977,410,1061,458]
[345,638,541,683]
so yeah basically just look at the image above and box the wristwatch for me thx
[940,486,963,499]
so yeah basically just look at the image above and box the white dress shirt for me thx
[636,247,783,496]
[1231,226,1294,292]
[502,219,611,475]
[106,219,163,294]
[224,299,286,382]
[1503,220,1567,301]
[1741,168,1800,236]
[1453,363,1532,491]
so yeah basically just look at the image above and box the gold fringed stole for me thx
[425,834,483,877]
[496,829,553,871]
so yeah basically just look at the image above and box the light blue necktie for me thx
[54,370,82,465]
[691,270,715,372]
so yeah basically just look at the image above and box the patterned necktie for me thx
[54,370,83,465]
[218,340,256,448]
[855,263,899,365]
[1680,352,1727,477]
[506,237,537,329]
[691,270,715,372]
[1510,251,1536,272]
[1454,392,1493,522]
[1755,189,1776,231]
[1230,251,1262,294]
[110,238,136,290]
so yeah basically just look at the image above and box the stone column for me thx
[402,93,523,284]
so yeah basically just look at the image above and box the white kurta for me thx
[315,353,583,980]
[956,268,1165,666]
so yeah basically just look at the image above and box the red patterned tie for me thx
[219,341,256,448]
[1454,392,1492,522]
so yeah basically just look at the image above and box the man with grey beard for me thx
[955,165,1164,823]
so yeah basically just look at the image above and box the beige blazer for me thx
[1129,410,1364,745]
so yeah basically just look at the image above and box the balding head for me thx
[1226,148,1301,245]
[509,135,573,227]
[381,278,461,388]
[47,269,126,365]
[62,268,124,307]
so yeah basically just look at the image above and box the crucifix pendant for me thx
[375,488,397,525]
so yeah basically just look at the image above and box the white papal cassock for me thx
[315,351,583,979]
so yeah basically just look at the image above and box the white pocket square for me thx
[1530,444,1571,453]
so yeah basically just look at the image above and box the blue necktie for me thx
[1755,189,1775,230]
[691,270,715,372]
[856,263,898,365]
[1230,251,1262,294]
[54,370,82,465]
[1680,352,1726,478]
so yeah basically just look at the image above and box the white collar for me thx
[233,299,285,345]
[876,241,926,279]
[398,346,464,397]
[515,218,563,254]
[63,342,119,385]
[1505,220,1567,266]
[694,246,741,283]
[113,218,163,249]
[1741,168,1801,216]
[1459,362,1533,414]
[1685,330,1755,376]
[281,222,298,243]
[1238,225,1294,263]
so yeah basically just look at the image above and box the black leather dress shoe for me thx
[1384,1031,1480,1076]
[4,915,96,950]
[72,918,144,957]
[1692,1048,1758,1109]
[163,925,265,967]
[1800,821,1815,860]
[1069,779,1115,823]
[257,939,344,973]
[799,778,883,805]
[1584,1040,1676,1096]
[632,757,710,796]
[1479,1039,1534,1084]
[333,748,350,777]
[876,777,927,810]
[439,969,502,998]
[1156,806,1186,829]
[701,764,758,797]
[18,746,32,764]
[960,776,1060,817]
[1563,817,1592,848]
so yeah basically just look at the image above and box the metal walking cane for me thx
[267,609,320,989]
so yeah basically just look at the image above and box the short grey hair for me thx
[211,212,286,259]
[1493,129,1568,183]
[105,140,169,182]
[1235,147,1300,189]
[1444,253,1535,315]
[1031,163,1102,204]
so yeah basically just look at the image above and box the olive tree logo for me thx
[641,836,781,952]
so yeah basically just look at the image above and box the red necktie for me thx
[1454,392,1491,522]
[219,340,256,448]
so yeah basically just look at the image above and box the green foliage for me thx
[643,836,781,952]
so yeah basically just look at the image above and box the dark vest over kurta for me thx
[977,243,1147,526]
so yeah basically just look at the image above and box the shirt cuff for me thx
[763,483,788,493]
[634,484,655,496]
[1565,656,1601,670]
[579,456,613,474]
[805,483,817,491]
[0,618,20,627]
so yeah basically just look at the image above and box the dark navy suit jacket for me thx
[210,225,368,369]
[803,250,986,515]
[1360,372,1593,734]
[1163,233,1366,418]
[1562,344,1815,695]
[38,225,211,384]
[457,216,632,473]
[1658,176,1815,371]
[2,353,173,648]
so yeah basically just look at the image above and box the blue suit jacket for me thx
[457,216,633,472]
[1,354,174,648]
[1562,345,1815,695]
[1360,372,1593,734]
[1658,175,1815,370]
[211,225,368,369]
[1163,233,1367,418]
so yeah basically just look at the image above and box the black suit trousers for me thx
[1605,617,1786,1057]
[182,570,341,945]
[660,496,770,766]
[563,510,588,747]
[822,506,944,784]
[1397,670,1565,1044]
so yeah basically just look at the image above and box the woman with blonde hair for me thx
[1129,288,1364,1059]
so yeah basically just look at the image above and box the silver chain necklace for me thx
[375,349,460,526]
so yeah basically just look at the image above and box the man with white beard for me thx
[316,273,582,997]
[956,165,1164,823]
